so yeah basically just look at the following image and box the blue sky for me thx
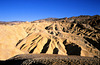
[0,0,100,22]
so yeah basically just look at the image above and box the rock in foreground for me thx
[0,54,100,65]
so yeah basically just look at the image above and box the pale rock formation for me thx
[0,25,27,60]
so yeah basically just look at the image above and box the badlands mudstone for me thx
[0,15,100,60]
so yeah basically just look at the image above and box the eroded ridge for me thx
[16,22,100,58]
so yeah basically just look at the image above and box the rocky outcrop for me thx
[0,54,99,65]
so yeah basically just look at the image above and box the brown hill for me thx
[0,15,100,61]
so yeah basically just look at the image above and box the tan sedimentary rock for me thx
[0,25,27,60]
[0,15,100,60]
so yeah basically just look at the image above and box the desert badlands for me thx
[0,15,100,65]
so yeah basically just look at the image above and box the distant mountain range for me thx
[0,15,100,28]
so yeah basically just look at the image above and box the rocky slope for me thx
[0,15,100,62]
[0,54,100,65]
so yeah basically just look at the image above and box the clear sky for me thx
[0,0,100,22]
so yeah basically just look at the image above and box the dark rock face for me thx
[65,43,81,55]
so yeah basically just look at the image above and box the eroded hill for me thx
[0,15,100,60]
